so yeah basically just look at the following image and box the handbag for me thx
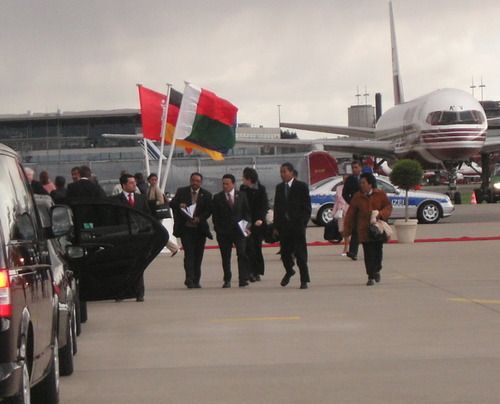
[323,219,342,242]
[369,222,389,243]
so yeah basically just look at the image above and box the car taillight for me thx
[0,269,12,317]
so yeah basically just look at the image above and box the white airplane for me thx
[238,1,500,187]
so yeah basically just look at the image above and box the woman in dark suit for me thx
[240,167,269,281]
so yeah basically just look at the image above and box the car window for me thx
[72,203,155,244]
[377,179,396,194]
[0,157,38,242]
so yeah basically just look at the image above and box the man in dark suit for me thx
[342,160,362,260]
[273,162,312,289]
[66,165,106,200]
[170,172,212,289]
[212,174,251,288]
[111,173,151,301]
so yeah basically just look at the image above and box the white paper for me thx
[238,219,250,237]
[181,203,196,218]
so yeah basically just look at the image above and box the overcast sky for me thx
[2,0,500,131]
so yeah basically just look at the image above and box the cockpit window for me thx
[426,110,485,125]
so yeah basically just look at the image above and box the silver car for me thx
[310,176,455,226]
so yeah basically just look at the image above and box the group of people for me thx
[26,159,393,301]
[170,162,312,290]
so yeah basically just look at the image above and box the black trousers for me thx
[362,241,384,279]
[280,226,310,283]
[349,228,359,257]
[216,233,249,283]
[181,228,207,285]
[246,232,265,276]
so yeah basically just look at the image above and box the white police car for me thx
[310,176,455,226]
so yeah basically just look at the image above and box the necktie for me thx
[285,183,290,200]
[128,193,135,207]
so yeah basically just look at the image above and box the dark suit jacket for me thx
[212,190,251,237]
[170,186,212,238]
[111,192,151,215]
[67,178,106,200]
[342,175,360,204]
[240,183,269,223]
[273,179,311,231]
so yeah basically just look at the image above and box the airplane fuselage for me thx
[375,88,487,167]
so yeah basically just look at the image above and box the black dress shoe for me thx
[347,253,357,261]
[248,274,257,283]
[193,283,201,288]
[239,281,249,288]
[374,273,381,283]
[222,282,231,288]
[300,282,308,289]
[136,296,145,302]
[184,280,194,289]
[280,270,296,287]
[366,279,375,286]
[255,275,261,281]
[114,298,123,302]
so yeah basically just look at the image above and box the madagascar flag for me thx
[174,83,238,160]
[138,85,182,141]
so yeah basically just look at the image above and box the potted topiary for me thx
[389,159,424,243]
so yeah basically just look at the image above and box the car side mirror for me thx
[51,205,73,237]
[66,245,84,259]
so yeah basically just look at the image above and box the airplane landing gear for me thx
[445,165,462,204]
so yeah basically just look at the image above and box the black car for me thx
[65,199,168,301]
[0,145,65,403]
[35,195,79,377]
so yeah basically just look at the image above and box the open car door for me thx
[68,200,168,301]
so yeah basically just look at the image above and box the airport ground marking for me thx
[210,316,301,323]
[448,298,500,305]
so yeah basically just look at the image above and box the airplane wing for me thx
[280,122,376,139]
[236,137,395,159]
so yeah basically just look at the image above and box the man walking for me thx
[212,174,251,288]
[170,172,212,289]
[342,160,362,260]
[112,173,151,301]
[273,163,311,289]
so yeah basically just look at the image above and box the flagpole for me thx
[157,83,172,184]
[137,83,151,176]
[160,119,177,193]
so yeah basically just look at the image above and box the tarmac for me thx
[60,205,500,403]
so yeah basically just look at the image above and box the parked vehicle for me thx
[35,194,79,377]
[310,175,455,226]
[65,200,169,301]
[0,144,65,403]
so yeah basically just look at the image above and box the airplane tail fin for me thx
[389,1,404,105]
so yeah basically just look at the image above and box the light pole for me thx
[277,104,281,128]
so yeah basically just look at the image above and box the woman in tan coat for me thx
[344,173,392,286]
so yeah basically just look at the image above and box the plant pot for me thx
[394,219,418,244]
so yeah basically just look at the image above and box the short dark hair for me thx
[360,172,377,187]
[351,160,362,168]
[120,173,134,186]
[71,166,80,174]
[281,162,294,172]
[190,172,203,181]
[147,173,158,180]
[222,174,235,183]
[80,165,92,178]
[134,172,144,182]
[242,167,258,183]
[54,176,66,188]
